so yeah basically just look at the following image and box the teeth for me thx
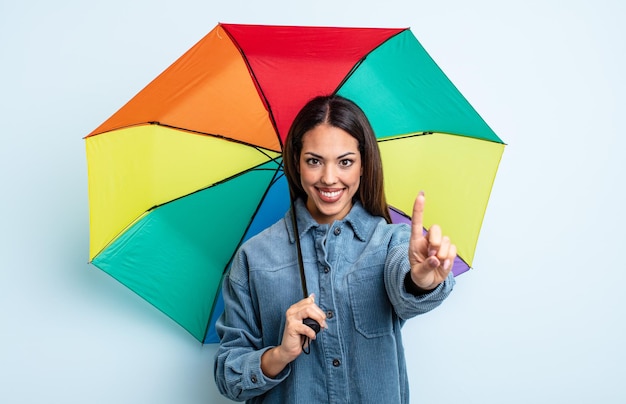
[320,190,341,198]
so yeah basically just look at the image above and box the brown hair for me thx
[283,95,391,223]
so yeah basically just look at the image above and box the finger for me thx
[427,224,442,255]
[443,243,457,272]
[411,191,426,241]
[436,236,450,261]
[298,295,328,329]
[298,322,320,341]
[286,308,326,334]
[306,305,328,329]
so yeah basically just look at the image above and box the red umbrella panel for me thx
[85,23,504,343]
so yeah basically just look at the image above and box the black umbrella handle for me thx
[303,317,321,333]
[290,196,321,343]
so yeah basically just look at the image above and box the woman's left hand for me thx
[408,192,457,291]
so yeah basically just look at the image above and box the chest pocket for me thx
[347,267,394,338]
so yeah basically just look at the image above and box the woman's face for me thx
[298,123,362,224]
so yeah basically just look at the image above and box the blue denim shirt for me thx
[214,199,455,403]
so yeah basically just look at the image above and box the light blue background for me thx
[2,1,624,403]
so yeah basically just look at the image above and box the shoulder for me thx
[345,205,410,253]
[227,218,290,285]
[241,217,289,251]
[371,220,411,249]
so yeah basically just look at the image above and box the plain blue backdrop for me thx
[1,1,624,403]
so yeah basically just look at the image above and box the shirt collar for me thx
[285,199,372,243]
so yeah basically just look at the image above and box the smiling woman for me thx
[213,95,458,403]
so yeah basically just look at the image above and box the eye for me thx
[339,159,354,167]
[305,157,321,166]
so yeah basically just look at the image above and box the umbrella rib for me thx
[88,211,151,263]
[89,157,283,262]
[218,165,286,274]
[219,25,283,150]
[376,132,433,143]
[91,121,283,153]
[332,28,408,95]
[146,159,283,213]
[146,121,283,153]
[377,131,507,145]
[202,165,286,340]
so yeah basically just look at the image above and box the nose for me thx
[320,164,337,185]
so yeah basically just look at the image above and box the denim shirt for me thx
[214,200,455,403]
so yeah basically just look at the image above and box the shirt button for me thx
[251,375,258,383]
[326,310,334,319]
[333,227,341,236]
[332,359,341,367]
[324,266,330,273]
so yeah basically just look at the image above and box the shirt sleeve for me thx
[383,225,455,320]
[213,250,290,401]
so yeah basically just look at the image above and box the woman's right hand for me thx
[261,294,327,377]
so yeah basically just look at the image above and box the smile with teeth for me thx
[318,188,344,201]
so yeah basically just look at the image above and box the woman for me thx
[214,95,456,403]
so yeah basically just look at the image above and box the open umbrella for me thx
[85,23,504,343]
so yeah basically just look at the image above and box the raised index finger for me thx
[411,191,426,239]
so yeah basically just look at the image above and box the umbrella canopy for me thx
[85,23,504,343]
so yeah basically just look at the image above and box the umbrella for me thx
[85,23,505,344]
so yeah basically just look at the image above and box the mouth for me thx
[317,188,344,203]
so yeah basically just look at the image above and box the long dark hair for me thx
[283,95,391,223]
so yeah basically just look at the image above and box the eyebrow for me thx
[303,151,357,159]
